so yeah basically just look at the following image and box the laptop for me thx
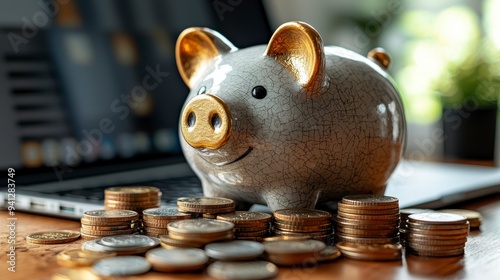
[1,0,499,219]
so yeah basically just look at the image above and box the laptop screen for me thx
[0,0,272,184]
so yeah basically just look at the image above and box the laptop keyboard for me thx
[55,175,203,207]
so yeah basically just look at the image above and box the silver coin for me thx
[263,240,326,254]
[83,237,160,252]
[92,256,151,276]
[408,212,467,224]
[207,261,278,280]
[205,240,264,261]
[100,235,152,247]
[146,248,208,266]
[168,219,234,234]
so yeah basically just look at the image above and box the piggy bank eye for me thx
[251,86,267,99]
[197,86,207,95]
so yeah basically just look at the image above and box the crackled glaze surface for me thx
[176,22,406,211]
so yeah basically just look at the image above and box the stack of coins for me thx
[399,208,433,244]
[142,208,193,237]
[166,219,234,248]
[177,197,235,218]
[104,186,161,214]
[272,209,333,244]
[80,210,138,240]
[406,212,469,257]
[217,211,271,241]
[438,209,482,229]
[334,195,400,246]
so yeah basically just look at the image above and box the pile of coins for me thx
[142,208,193,237]
[217,211,271,241]
[335,195,400,247]
[80,210,138,240]
[405,212,469,257]
[104,186,161,214]
[438,209,482,229]
[163,219,234,248]
[177,197,235,218]
[272,209,333,244]
[82,234,160,255]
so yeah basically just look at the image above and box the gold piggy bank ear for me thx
[265,21,325,90]
[176,27,237,89]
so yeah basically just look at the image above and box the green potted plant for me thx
[437,40,500,160]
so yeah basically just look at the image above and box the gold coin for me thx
[335,233,399,244]
[338,202,400,214]
[233,225,269,233]
[235,230,268,237]
[177,206,235,214]
[177,197,235,209]
[438,209,482,227]
[408,212,467,225]
[274,223,332,232]
[57,249,116,267]
[405,228,469,236]
[81,224,133,231]
[83,210,138,222]
[273,209,331,222]
[406,247,464,257]
[80,218,136,226]
[80,228,135,236]
[80,233,103,240]
[335,227,398,237]
[335,215,400,226]
[405,237,467,246]
[27,230,81,244]
[337,211,400,220]
[105,186,160,196]
[406,221,470,231]
[342,195,399,206]
[217,211,272,224]
[336,241,402,254]
[160,235,205,248]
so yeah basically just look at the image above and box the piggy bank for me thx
[175,21,405,211]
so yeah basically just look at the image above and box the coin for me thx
[92,256,151,276]
[406,221,470,231]
[335,234,400,244]
[143,208,193,220]
[100,235,152,247]
[83,210,138,222]
[317,246,342,262]
[80,218,136,226]
[207,261,278,280]
[263,239,326,255]
[335,215,400,226]
[273,209,331,222]
[337,212,400,220]
[159,235,205,249]
[105,186,160,196]
[405,237,467,246]
[406,228,470,236]
[274,222,332,232]
[80,228,136,236]
[83,237,160,255]
[205,240,264,261]
[438,209,482,228]
[177,197,235,209]
[217,211,272,224]
[52,268,102,280]
[81,224,133,231]
[408,212,467,225]
[406,248,464,257]
[57,249,116,267]
[342,195,399,206]
[146,248,208,272]
[167,218,234,234]
[263,235,312,242]
[335,227,399,237]
[338,202,400,214]
[27,230,81,244]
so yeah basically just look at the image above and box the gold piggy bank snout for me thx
[181,94,232,150]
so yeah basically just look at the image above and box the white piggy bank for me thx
[176,21,406,211]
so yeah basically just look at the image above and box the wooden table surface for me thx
[1,194,500,280]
